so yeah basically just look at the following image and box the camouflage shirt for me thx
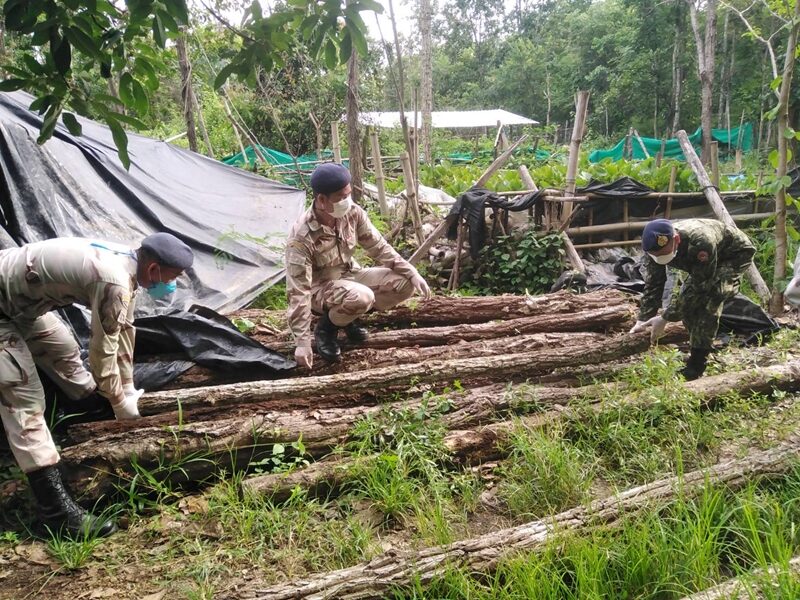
[639,219,755,321]
[285,205,417,347]
[0,238,138,403]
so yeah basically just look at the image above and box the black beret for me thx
[310,163,351,194]
[641,219,675,252]
[141,232,194,269]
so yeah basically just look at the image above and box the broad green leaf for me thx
[770,76,782,91]
[339,31,352,62]
[37,102,61,145]
[131,77,148,115]
[783,127,796,139]
[769,149,780,169]
[65,26,103,60]
[53,37,72,74]
[152,14,166,47]
[214,62,237,90]
[61,112,82,136]
[348,0,384,13]
[109,112,146,129]
[0,78,26,91]
[346,16,368,56]
[164,0,189,26]
[118,72,135,108]
[780,175,793,188]
[324,38,338,69]
[134,57,159,90]
[106,116,130,170]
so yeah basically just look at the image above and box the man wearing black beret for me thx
[630,218,755,379]
[286,163,431,368]
[0,232,193,537]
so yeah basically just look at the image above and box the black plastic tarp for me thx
[0,90,305,315]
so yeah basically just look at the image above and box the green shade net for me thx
[221,144,336,168]
[588,124,753,163]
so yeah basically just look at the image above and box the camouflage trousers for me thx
[677,269,743,350]
[0,313,95,473]
[311,267,415,327]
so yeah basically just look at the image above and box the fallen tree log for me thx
[225,437,800,600]
[262,303,635,354]
[241,360,800,501]
[680,556,800,600]
[162,332,607,388]
[137,327,648,416]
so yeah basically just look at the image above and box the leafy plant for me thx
[473,230,565,294]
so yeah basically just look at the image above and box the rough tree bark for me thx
[242,359,800,501]
[679,555,800,600]
[346,25,363,203]
[688,0,718,163]
[227,437,800,600]
[419,0,433,164]
[176,31,198,153]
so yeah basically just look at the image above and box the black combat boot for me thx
[680,348,711,381]
[27,464,117,538]
[314,312,341,362]
[343,320,369,344]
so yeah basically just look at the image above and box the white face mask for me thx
[329,196,353,219]
[649,248,677,265]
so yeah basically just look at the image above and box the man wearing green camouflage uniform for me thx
[630,218,755,379]
[286,163,431,369]
[0,233,193,537]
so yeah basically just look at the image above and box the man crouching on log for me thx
[286,163,431,369]
[0,233,193,538]
[630,218,755,380]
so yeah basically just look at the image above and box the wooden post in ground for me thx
[331,122,342,164]
[710,141,720,188]
[624,127,633,159]
[519,165,539,226]
[656,138,666,166]
[400,151,425,245]
[369,128,389,217]
[560,91,590,274]
[666,164,677,218]
[633,129,651,158]
[676,130,771,303]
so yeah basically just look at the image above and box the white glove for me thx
[785,276,800,306]
[409,272,432,300]
[630,315,668,343]
[114,384,143,420]
[629,320,648,334]
[295,346,313,369]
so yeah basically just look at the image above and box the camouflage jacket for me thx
[0,238,138,403]
[639,219,755,321]
[285,205,417,347]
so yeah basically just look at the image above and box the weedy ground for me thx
[2,329,800,599]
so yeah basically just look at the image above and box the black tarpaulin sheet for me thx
[447,187,543,258]
[0,91,302,390]
[0,90,305,314]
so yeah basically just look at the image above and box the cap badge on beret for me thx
[656,234,669,248]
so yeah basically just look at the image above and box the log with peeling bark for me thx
[136,328,649,416]
[164,332,607,387]
[241,360,800,501]
[261,303,635,354]
[679,556,800,600]
[226,437,800,600]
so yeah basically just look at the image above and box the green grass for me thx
[250,281,288,310]
[396,469,800,599]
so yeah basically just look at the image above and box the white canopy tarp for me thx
[358,109,538,129]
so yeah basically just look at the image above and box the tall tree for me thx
[419,0,433,164]
[175,31,198,153]
[688,0,719,163]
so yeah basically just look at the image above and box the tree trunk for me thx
[346,39,363,203]
[242,359,800,502]
[419,0,433,164]
[689,0,718,163]
[176,32,198,153]
[679,555,800,600]
[769,0,800,316]
[227,436,800,600]
[265,304,634,354]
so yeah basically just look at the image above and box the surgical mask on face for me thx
[649,248,677,265]
[147,265,177,299]
[329,196,353,219]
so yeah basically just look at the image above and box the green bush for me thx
[473,231,565,294]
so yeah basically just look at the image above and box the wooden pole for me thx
[666,164,677,218]
[566,212,774,238]
[633,129,651,158]
[518,165,539,226]
[474,135,529,189]
[624,127,633,159]
[369,128,389,217]
[676,129,770,302]
[331,122,342,164]
[656,138,666,167]
[710,141,720,188]
[448,218,465,291]
[400,151,425,245]
[562,91,590,226]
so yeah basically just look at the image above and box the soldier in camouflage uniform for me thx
[286,163,431,368]
[630,218,755,380]
[0,232,193,537]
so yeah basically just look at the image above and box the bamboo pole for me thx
[562,91,590,226]
[400,151,425,245]
[678,130,771,302]
[369,128,389,217]
[657,138,667,166]
[573,240,642,250]
[331,122,342,164]
[474,135,529,189]
[633,129,651,158]
[519,165,540,225]
[448,218,465,291]
[566,212,774,238]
